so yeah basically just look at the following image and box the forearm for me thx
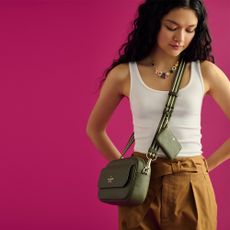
[87,129,122,161]
[206,138,230,171]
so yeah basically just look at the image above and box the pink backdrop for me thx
[0,0,229,229]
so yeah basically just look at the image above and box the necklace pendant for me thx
[161,72,169,79]
[172,65,177,71]
[152,60,179,80]
[157,71,163,77]
[161,73,166,79]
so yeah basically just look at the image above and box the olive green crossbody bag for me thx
[98,59,186,206]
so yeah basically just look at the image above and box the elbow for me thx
[86,122,99,139]
[86,121,104,140]
[86,122,94,139]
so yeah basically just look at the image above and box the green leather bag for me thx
[98,156,151,205]
[97,59,186,206]
[156,127,182,160]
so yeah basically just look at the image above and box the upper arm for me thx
[201,61,230,120]
[87,64,130,132]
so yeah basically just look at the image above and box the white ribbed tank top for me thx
[129,61,205,157]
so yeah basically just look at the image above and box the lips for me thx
[170,44,183,50]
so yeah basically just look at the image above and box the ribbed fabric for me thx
[129,61,205,157]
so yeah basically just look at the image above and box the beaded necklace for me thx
[151,61,179,79]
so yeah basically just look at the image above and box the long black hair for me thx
[101,0,213,84]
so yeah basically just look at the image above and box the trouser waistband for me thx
[133,152,209,178]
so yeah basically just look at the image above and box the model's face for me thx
[156,8,198,57]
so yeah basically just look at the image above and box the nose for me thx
[173,29,184,44]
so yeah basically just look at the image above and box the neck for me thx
[148,47,180,69]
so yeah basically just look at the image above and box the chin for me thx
[165,46,185,57]
[167,51,181,58]
[160,46,184,57]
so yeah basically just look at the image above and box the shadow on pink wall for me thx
[0,0,229,229]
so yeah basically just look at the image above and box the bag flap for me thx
[98,163,135,189]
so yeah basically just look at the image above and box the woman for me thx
[86,0,230,229]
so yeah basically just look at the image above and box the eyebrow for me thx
[164,19,197,27]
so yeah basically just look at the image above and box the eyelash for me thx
[165,25,195,33]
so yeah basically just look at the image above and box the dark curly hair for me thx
[101,0,213,85]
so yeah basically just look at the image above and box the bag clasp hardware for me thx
[141,151,157,175]
[141,158,152,175]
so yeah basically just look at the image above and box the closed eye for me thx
[165,25,196,33]
[186,29,196,33]
[165,25,177,31]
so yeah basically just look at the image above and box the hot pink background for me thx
[0,0,229,229]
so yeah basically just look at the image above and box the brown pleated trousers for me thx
[119,153,217,230]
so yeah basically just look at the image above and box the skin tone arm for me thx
[207,139,230,171]
[86,64,129,161]
[202,61,230,171]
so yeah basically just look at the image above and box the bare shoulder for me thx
[105,63,130,97]
[200,60,229,95]
[107,63,130,83]
[200,60,222,76]
[200,60,230,119]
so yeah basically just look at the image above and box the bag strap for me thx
[121,59,186,158]
[147,59,186,159]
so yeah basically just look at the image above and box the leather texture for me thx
[156,127,182,160]
[98,156,151,206]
